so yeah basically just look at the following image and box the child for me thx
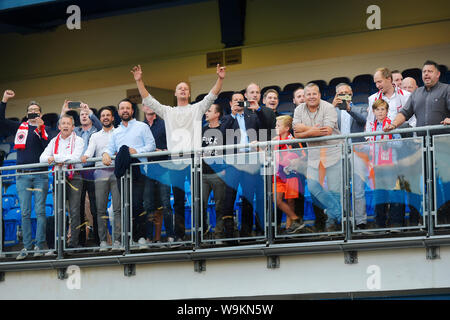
[273,115,305,234]
[368,99,405,229]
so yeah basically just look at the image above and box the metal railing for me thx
[0,124,449,270]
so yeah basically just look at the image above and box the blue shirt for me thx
[231,112,249,146]
[105,119,156,163]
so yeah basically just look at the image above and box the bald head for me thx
[245,83,261,103]
[401,77,418,93]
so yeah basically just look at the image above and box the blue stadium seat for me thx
[328,77,352,97]
[282,83,304,93]
[277,102,296,116]
[2,195,17,213]
[5,184,17,196]
[352,93,370,105]
[194,93,207,103]
[261,85,281,99]
[278,91,292,103]
[401,68,423,87]
[352,74,376,95]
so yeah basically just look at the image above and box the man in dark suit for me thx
[220,92,267,239]
[245,83,276,141]
[332,83,368,229]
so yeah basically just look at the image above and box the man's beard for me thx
[120,114,132,121]
[103,122,112,128]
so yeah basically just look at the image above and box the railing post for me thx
[123,169,131,254]
[55,166,64,259]
[193,152,202,249]
[266,144,274,245]
[344,138,352,240]
[426,130,434,236]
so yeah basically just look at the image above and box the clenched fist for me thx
[2,90,15,103]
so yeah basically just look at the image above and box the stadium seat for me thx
[5,184,17,196]
[278,91,292,103]
[352,93,370,104]
[6,152,17,161]
[261,85,281,99]
[282,82,304,93]
[328,77,352,97]
[401,68,423,87]
[439,65,448,83]
[194,93,207,103]
[352,74,376,95]
[277,102,296,116]
[0,143,11,153]
[307,80,327,94]
[41,113,59,129]
[2,195,17,213]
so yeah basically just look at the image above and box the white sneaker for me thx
[99,241,109,252]
[33,245,43,257]
[111,240,122,251]
[45,250,56,257]
[138,237,148,249]
[16,248,28,260]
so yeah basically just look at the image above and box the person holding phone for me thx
[0,90,50,260]
[331,83,368,230]
[60,100,102,247]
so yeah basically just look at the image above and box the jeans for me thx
[66,173,83,247]
[169,165,191,240]
[143,172,175,240]
[202,172,227,238]
[94,169,121,242]
[307,161,342,228]
[16,173,48,250]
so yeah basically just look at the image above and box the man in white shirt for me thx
[40,114,85,248]
[131,64,225,241]
[82,106,121,251]
[365,67,415,136]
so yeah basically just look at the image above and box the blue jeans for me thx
[307,162,342,228]
[16,173,49,250]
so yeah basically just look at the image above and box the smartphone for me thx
[68,101,81,109]
[27,113,39,119]
[238,101,250,108]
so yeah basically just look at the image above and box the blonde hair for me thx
[371,99,389,111]
[375,67,392,80]
[276,115,293,129]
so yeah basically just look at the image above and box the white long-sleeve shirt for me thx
[39,133,84,168]
[84,127,115,167]
[142,91,217,153]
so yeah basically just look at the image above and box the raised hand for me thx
[61,99,70,115]
[216,64,226,79]
[2,90,15,103]
[131,65,143,82]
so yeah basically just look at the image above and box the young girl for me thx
[368,99,404,229]
[273,115,305,234]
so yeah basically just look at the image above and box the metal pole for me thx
[193,153,201,249]
[426,130,434,236]
[123,169,130,254]
[344,139,351,240]
[265,145,274,245]
[56,166,64,259]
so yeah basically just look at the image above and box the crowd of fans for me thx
[1,60,449,260]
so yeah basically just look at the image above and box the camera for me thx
[68,101,81,109]
[27,113,39,119]
[237,101,250,108]
[337,94,351,110]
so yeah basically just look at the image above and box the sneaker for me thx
[16,248,28,261]
[112,241,123,251]
[45,250,56,257]
[33,245,43,257]
[99,241,109,252]
[286,219,305,234]
[138,237,149,249]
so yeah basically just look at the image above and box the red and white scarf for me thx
[370,117,393,165]
[14,122,48,150]
[53,131,76,179]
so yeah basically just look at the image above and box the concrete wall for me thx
[1,246,450,299]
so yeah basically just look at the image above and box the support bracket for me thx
[194,260,206,273]
[426,246,440,260]
[124,264,136,277]
[267,255,280,269]
[344,250,358,264]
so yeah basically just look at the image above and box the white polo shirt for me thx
[84,127,115,167]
